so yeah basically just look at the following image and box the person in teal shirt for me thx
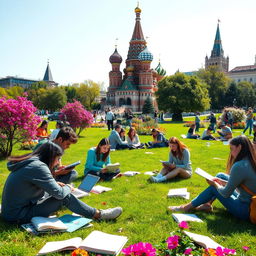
[84,138,120,181]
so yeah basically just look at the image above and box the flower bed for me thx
[20,140,38,150]
[90,123,107,128]
[183,121,207,128]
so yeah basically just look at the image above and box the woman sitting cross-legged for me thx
[168,136,256,222]
[127,127,145,149]
[150,137,192,183]
[186,123,200,139]
[1,142,122,224]
[84,138,121,181]
[145,128,168,148]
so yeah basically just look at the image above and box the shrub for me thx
[60,100,93,136]
[0,96,41,157]
[220,107,246,123]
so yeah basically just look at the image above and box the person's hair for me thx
[128,127,137,141]
[56,120,64,129]
[39,120,48,132]
[95,138,110,162]
[119,128,125,135]
[168,136,188,160]
[8,142,63,171]
[115,124,121,130]
[55,127,78,143]
[227,136,256,172]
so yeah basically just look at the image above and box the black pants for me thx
[107,120,114,130]
[87,169,120,181]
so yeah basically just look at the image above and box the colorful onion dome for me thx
[126,65,135,72]
[138,47,153,62]
[109,48,122,64]
[155,62,166,76]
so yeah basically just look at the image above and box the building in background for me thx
[107,5,166,112]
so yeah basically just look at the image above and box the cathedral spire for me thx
[43,60,53,82]
[211,22,224,58]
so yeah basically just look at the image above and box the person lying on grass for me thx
[169,136,256,222]
[1,142,122,224]
[84,138,122,181]
[150,137,192,183]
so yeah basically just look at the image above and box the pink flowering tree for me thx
[0,97,41,157]
[60,100,93,136]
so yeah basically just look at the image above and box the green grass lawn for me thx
[0,122,255,256]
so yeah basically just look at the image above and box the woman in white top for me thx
[127,127,144,149]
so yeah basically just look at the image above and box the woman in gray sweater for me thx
[169,136,256,221]
[1,142,122,223]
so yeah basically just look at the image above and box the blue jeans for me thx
[148,142,168,148]
[55,169,78,184]
[191,173,250,221]
[243,119,253,134]
[195,122,200,132]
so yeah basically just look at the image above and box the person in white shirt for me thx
[202,127,216,140]
[127,127,144,149]
[49,120,64,141]
[105,108,115,131]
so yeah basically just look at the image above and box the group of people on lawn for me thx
[1,115,256,227]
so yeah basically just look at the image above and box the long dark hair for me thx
[39,120,48,132]
[8,142,63,170]
[95,138,110,162]
[169,137,188,160]
[227,136,256,172]
[128,127,137,141]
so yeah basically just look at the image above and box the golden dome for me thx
[126,65,135,72]
[135,6,141,13]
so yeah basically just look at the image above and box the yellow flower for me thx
[71,248,89,256]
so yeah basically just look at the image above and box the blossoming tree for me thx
[60,100,93,135]
[0,96,41,157]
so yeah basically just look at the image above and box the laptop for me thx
[72,174,100,198]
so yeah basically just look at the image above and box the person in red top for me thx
[36,120,49,140]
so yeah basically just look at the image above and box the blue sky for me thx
[1,0,256,88]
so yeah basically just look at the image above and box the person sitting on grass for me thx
[36,120,49,140]
[186,123,200,139]
[34,127,79,184]
[168,136,256,223]
[49,120,64,141]
[109,125,130,150]
[119,128,126,142]
[217,123,232,141]
[150,137,192,183]
[253,122,256,145]
[127,127,145,149]
[1,142,123,224]
[84,138,121,181]
[202,127,216,140]
[145,128,168,148]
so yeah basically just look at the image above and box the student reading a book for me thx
[36,120,49,140]
[1,142,123,223]
[217,123,232,141]
[150,137,192,183]
[109,125,130,150]
[145,128,168,149]
[169,136,256,221]
[84,138,121,181]
[127,127,145,149]
[34,127,79,184]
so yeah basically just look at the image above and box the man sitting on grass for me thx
[109,124,130,150]
[217,123,232,141]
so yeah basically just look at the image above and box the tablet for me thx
[64,160,81,170]
[78,174,100,192]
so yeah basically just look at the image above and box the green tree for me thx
[26,88,47,108]
[38,87,67,111]
[6,86,24,98]
[197,66,230,110]
[64,86,77,102]
[156,73,210,121]
[236,81,256,108]
[0,88,8,98]
[142,96,154,114]
[224,81,239,107]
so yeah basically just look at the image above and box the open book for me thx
[37,230,128,255]
[91,185,112,194]
[31,216,67,232]
[123,171,140,176]
[184,231,223,249]
[167,188,190,200]
[106,163,120,172]
[195,168,214,181]
[172,213,203,223]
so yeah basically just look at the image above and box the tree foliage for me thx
[142,97,155,114]
[60,100,93,135]
[0,97,41,157]
[156,73,210,121]
[197,66,230,110]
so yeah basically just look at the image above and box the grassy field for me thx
[0,122,255,256]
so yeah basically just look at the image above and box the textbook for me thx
[37,230,128,255]
[91,185,112,194]
[195,168,214,181]
[22,214,92,235]
[167,188,190,200]
[123,171,140,176]
[183,231,223,249]
[172,213,203,223]
[106,163,120,172]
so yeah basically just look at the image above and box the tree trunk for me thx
[172,112,183,121]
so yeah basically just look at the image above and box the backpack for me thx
[241,184,256,224]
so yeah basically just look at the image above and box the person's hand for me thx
[213,177,227,186]
[66,184,74,191]
[57,181,66,187]
[54,166,72,176]
[101,168,108,173]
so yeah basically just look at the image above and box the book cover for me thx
[91,185,112,194]
[106,163,120,172]
[172,213,203,223]
[167,188,190,199]
[31,216,67,232]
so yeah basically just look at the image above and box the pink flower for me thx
[184,248,192,255]
[178,221,189,229]
[215,247,236,256]
[242,246,250,251]
[122,242,156,256]
[166,235,179,250]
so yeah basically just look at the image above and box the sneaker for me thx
[149,176,159,183]
[99,207,123,220]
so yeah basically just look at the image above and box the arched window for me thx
[126,98,132,105]
[119,98,125,106]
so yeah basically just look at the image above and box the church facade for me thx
[106,6,166,112]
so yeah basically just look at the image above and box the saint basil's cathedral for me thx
[107,6,166,112]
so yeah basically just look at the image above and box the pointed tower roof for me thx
[43,61,54,82]
[127,5,146,60]
[210,22,224,58]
